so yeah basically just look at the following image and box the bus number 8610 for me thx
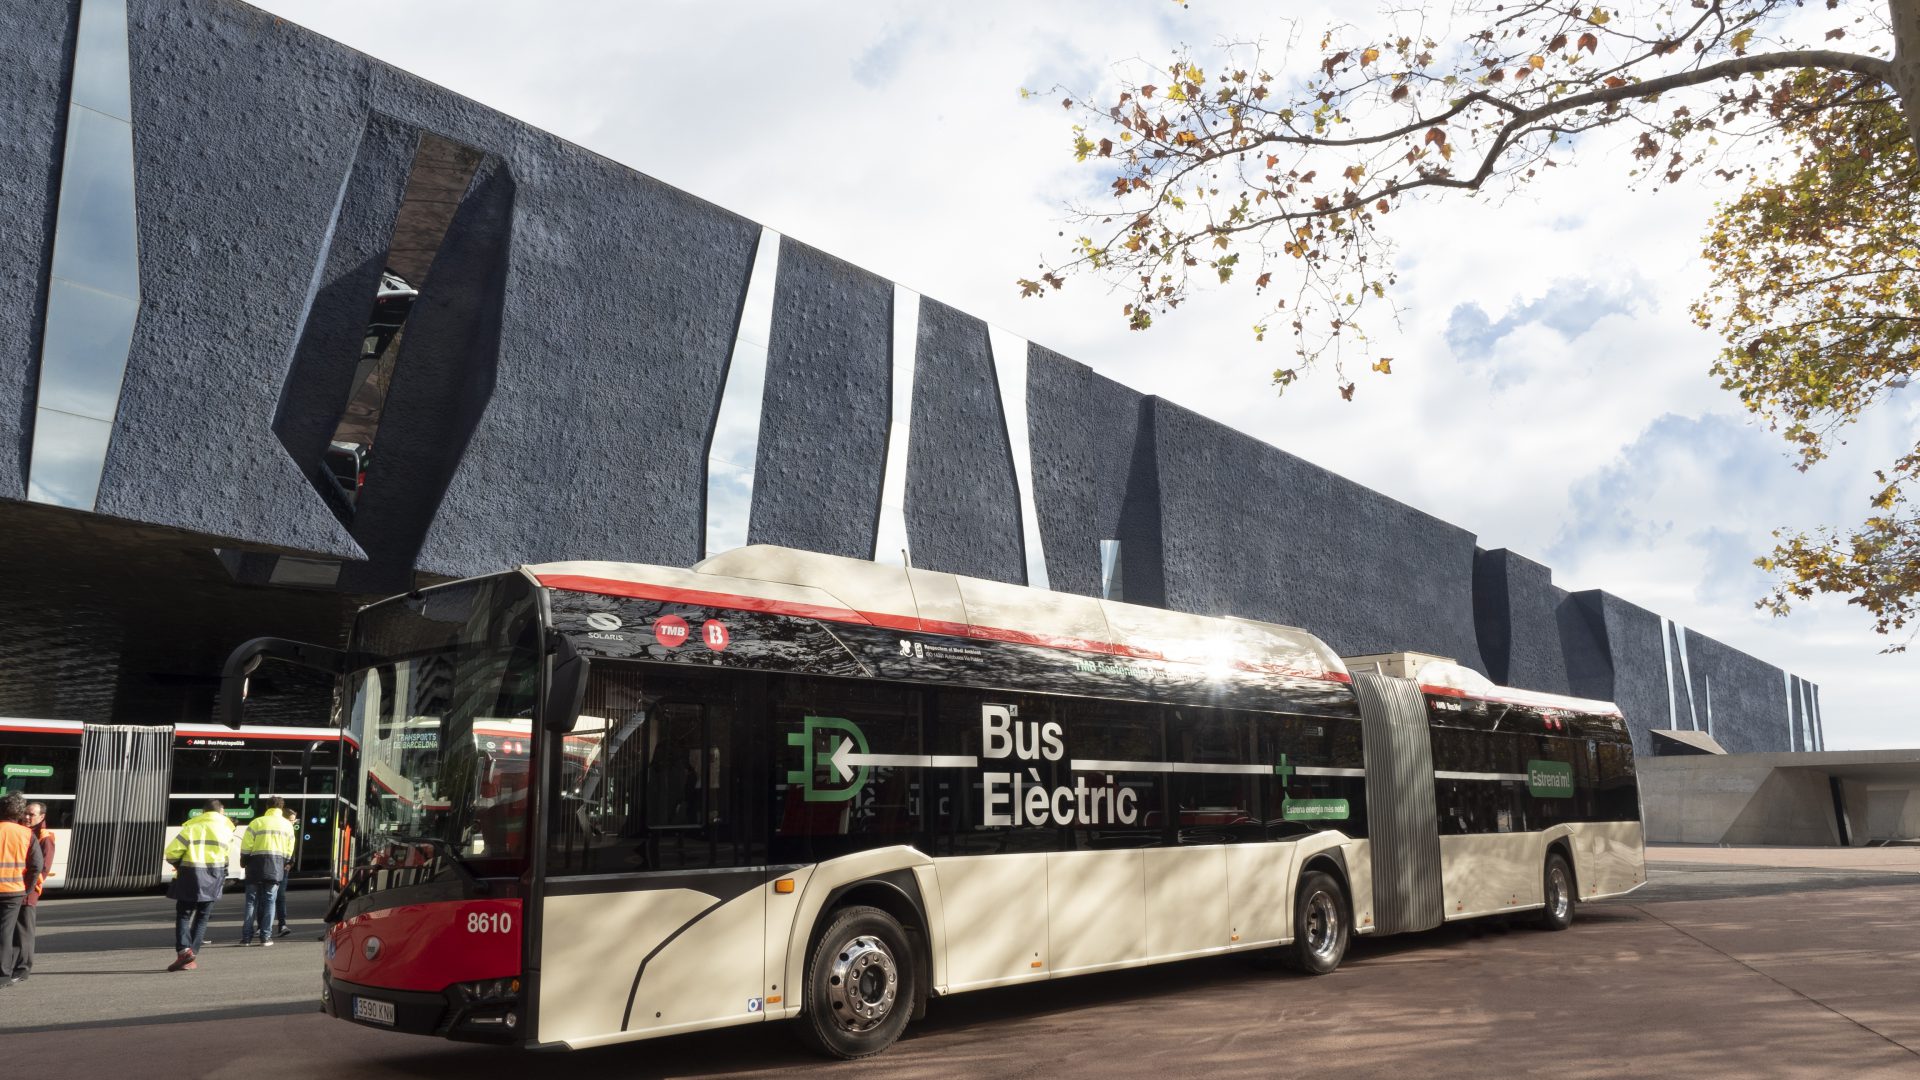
[467,911,512,934]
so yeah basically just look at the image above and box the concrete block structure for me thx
[1641,750,1920,846]
[0,0,1828,760]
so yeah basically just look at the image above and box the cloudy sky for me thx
[250,0,1916,749]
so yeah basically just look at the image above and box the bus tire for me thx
[1536,851,1576,931]
[796,904,915,1059]
[1286,870,1349,975]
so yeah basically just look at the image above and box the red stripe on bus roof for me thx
[0,722,85,736]
[537,573,1347,684]
[536,574,877,627]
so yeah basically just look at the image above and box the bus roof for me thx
[526,545,1352,683]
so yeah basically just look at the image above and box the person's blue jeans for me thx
[174,900,214,954]
[241,881,279,943]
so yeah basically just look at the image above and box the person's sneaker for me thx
[275,924,291,938]
[167,949,194,972]
[262,937,274,947]
[237,940,252,947]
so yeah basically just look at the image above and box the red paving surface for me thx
[10,869,1918,1079]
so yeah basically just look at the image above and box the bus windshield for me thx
[344,573,541,878]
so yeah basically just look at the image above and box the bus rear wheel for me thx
[797,905,915,1059]
[1536,851,1576,931]
[1285,870,1349,975]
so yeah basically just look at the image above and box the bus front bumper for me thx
[323,969,522,1043]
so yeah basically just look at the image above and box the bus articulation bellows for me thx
[224,545,1645,1059]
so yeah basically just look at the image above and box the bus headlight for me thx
[455,977,520,1003]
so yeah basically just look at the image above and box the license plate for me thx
[353,996,396,1026]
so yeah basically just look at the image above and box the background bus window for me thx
[547,666,752,874]
[772,677,922,863]
[0,738,80,829]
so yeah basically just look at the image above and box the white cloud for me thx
[246,0,1917,750]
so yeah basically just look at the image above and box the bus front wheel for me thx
[796,904,916,1059]
[1286,870,1349,975]
[1536,851,1576,931]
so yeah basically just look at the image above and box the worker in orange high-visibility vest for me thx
[0,793,46,988]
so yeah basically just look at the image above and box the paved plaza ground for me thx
[3,847,1916,1078]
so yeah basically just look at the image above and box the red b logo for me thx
[703,620,730,651]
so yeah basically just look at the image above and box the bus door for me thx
[270,759,337,876]
[535,664,769,1046]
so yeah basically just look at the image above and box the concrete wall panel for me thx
[96,0,368,556]
[1474,548,1571,694]
[1025,349,1157,602]
[747,239,891,559]
[1676,629,1790,755]
[903,298,1023,584]
[415,142,760,576]
[1590,594,1669,757]
[1151,400,1481,665]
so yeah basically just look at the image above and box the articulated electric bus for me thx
[221,545,1644,1059]
[0,719,342,892]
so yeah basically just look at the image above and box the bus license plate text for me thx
[353,997,396,1026]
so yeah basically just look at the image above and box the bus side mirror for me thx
[219,637,352,729]
[544,633,590,734]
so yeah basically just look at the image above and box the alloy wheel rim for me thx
[1306,890,1340,961]
[825,934,898,1033]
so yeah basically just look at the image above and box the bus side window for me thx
[1167,707,1260,844]
[770,677,923,864]
[1057,699,1163,851]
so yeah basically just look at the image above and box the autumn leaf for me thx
[1140,84,1157,99]
[1098,138,1113,157]
[1577,32,1598,52]
[1372,357,1393,374]
[1729,27,1755,52]
[1360,47,1381,65]
[1603,76,1627,89]
[1339,382,1355,401]
[1528,54,1546,69]
[1255,272,1272,288]
[1424,127,1447,146]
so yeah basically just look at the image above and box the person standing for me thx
[238,797,294,946]
[11,802,52,983]
[164,800,233,972]
[0,794,45,988]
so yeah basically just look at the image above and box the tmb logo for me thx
[653,616,691,648]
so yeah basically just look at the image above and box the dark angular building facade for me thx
[0,0,1826,756]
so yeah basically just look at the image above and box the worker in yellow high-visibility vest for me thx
[237,797,296,946]
[164,800,234,972]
